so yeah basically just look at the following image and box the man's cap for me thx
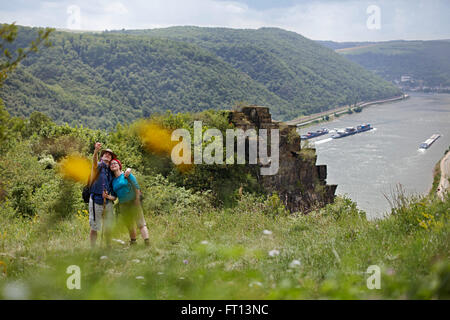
[100,148,117,159]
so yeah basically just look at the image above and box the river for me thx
[297,93,450,219]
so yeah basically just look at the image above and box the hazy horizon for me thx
[1,0,449,42]
[7,24,449,44]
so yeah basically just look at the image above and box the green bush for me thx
[139,174,214,215]
[262,193,289,217]
[319,196,366,221]
[0,141,54,217]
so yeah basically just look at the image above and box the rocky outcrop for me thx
[229,106,336,213]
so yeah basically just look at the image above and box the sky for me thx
[1,0,449,42]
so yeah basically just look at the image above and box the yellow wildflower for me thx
[58,154,91,184]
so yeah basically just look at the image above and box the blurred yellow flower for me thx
[75,209,89,225]
[136,120,193,173]
[58,155,91,184]
[136,120,176,156]
[418,220,428,230]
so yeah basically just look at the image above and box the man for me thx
[89,142,117,248]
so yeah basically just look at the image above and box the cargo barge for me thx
[331,124,372,139]
[419,134,440,149]
[300,128,329,140]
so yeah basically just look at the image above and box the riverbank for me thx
[284,94,408,127]
[437,150,450,200]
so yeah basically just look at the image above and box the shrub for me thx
[0,142,54,217]
[287,128,299,144]
[139,174,214,215]
[232,192,266,215]
[32,135,87,161]
[298,148,316,162]
[262,193,289,217]
[38,154,56,169]
[386,184,449,232]
[319,196,366,220]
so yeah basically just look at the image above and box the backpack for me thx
[82,185,91,203]
[82,168,99,203]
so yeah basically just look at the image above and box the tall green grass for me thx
[1,190,448,300]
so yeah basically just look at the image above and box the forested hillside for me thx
[0,25,400,129]
[116,27,400,115]
[324,40,450,88]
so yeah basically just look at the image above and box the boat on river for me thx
[300,128,329,140]
[332,124,372,139]
[356,124,372,132]
[419,134,440,149]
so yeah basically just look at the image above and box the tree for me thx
[0,100,9,144]
[0,23,53,147]
[0,22,53,87]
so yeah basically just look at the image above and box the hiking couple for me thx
[89,142,149,248]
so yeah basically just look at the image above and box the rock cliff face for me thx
[229,106,336,213]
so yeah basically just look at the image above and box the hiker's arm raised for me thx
[92,142,102,171]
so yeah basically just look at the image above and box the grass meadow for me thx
[0,192,448,300]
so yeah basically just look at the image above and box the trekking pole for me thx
[101,188,106,247]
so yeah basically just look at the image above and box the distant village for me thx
[394,75,450,93]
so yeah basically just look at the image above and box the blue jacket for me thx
[90,161,116,205]
[112,173,140,204]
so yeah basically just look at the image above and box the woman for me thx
[104,158,150,246]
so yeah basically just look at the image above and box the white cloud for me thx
[104,2,128,15]
[41,1,61,9]
[0,0,448,41]
[266,2,365,40]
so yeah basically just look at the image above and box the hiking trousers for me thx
[89,197,114,232]
[117,201,147,231]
